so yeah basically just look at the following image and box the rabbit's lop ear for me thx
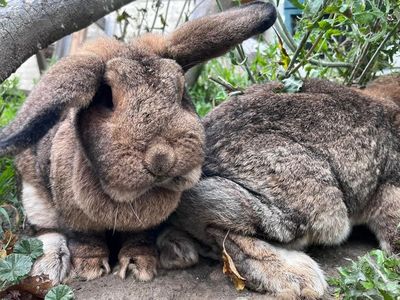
[165,1,276,70]
[0,54,104,156]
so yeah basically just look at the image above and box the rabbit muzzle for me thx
[144,141,176,178]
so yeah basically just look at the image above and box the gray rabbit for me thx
[158,80,400,299]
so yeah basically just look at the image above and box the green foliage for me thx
[0,77,26,127]
[0,0,7,7]
[0,207,11,237]
[190,57,246,116]
[0,237,44,291]
[13,238,44,261]
[0,160,18,207]
[45,285,75,300]
[282,76,304,93]
[190,0,399,116]
[0,77,26,207]
[328,250,400,299]
[287,0,400,85]
[0,78,47,295]
[0,253,33,290]
[190,42,282,116]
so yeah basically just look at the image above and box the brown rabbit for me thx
[0,2,277,284]
[158,80,400,299]
[361,73,400,106]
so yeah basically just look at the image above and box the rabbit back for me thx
[202,80,400,217]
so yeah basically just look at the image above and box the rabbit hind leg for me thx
[363,184,400,254]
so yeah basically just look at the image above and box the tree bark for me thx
[0,0,135,82]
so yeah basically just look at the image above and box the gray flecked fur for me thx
[159,80,400,299]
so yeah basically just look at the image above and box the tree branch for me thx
[0,0,135,82]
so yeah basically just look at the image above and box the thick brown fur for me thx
[0,1,277,284]
[360,73,400,106]
[158,79,400,298]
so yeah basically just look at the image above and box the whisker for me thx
[113,204,119,234]
[130,202,144,226]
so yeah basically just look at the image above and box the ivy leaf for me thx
[14,238,44,261]
[0,253,32,284]
[45,285,75,300]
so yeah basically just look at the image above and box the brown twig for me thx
[209,76,244,94]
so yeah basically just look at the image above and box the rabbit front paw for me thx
[31,232,71,284]
[208,228,327,299]
[116,236,158,281]
[67,236,111,281]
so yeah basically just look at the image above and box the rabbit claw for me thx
[67,236,110,281]
[116,238,158,281]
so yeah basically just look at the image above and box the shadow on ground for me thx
[70,226,378,300]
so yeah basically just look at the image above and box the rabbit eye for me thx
[92,83,114,111]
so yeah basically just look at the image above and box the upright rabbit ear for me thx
[0,53,104,156]
[165,1,276,70]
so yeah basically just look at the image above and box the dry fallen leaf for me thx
[221,232,246,291]
[1,230,18,255]
[1,275,53,299]
[273,28,291,70]
[0,248,7,258]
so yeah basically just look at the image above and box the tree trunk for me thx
[0,0,135,82]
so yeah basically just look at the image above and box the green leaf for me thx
[305,0,324,15]
[14,238,44,261]
[288,0,305,9]
[361,281,374,290]
[282,77,303,93]
[0,0,7,7]
[326,29,342,39]
[0,253,32,284]
[116,10,130,23]
[318,20,332,30]
[329,249,400,299]
[354,11,383,25]
[0,207,11,237]
[45,285,75,300]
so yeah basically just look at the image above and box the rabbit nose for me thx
[144,143,175,177]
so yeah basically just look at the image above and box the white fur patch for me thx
[31,232,70,284]
[22,181,58,228]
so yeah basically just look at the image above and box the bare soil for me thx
[70,227,378,300]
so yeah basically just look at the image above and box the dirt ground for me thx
[70,227,378,300]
